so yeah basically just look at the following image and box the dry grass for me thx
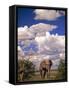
[18,70,58,82]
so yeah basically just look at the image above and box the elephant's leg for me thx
[45,65,48,78]
[20,73,23,81]
[47,68,50,78]
[22,72,24,80]
[47,70,49,78]
[43,70,46,79]
[19,70,24,81]
[49,67,51,76]
[40,70,42,78]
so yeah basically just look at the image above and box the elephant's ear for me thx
[51,60,53,65]
[49,60,53,65]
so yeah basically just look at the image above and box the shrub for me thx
[55,59,65,79]
[18,59,35,81]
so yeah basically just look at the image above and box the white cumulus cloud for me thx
[35,32,65,60]
[34,9,65,20]
[18,23,65,69]
[18,23,57,40]
[29,23,57,36]
[18,46,25,60]
[18,26,35,40]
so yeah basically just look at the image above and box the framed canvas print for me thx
[9,5,67,85]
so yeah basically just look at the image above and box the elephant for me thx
[18,60,24,81]
[39,59,53,79]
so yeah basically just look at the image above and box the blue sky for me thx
[17,7,65,55]
[17,7,65,35]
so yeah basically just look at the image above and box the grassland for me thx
[19,70,59,82]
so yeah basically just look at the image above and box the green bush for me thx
[18,59,35,81]
[55,59,65,79]
[23,60,35,80]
